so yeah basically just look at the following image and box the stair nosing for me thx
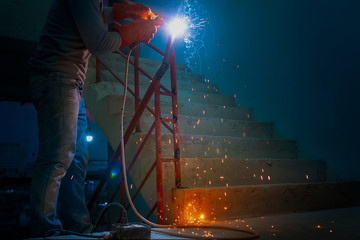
[132,132,295,142]
[92,81,235,103]
[174,181,351,190]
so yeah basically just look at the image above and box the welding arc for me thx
[120,49,259,240]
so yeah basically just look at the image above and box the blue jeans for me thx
[29,71,92,236]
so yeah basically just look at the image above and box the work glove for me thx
[113,18,164,48]
[113,3,154,21]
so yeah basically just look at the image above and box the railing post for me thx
[170,46,181,188]
[154,74,164,224]
[96,57,101,83]
[134,45,141,132]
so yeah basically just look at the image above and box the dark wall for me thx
[0,37,36,102]
[136,0,360,181]
[1,0,359,180]
[200,0,360,180]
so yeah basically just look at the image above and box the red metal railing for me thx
[88,38,181,224]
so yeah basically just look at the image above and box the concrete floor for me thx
[25,207,360,240]
[215,207,360,240]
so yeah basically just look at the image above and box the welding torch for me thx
[114,0,166,49]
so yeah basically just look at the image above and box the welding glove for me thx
[113,18,163,48]
[113,3,153,21]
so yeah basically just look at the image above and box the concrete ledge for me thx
[126,133,297,159]
[162,158,326,189]
[85,80,236,106]
[175,116,272,138]
[83,83,253,120]
[165,182,360,224]
[87,67,219,94]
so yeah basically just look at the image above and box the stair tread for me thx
[134,132,293,141]
[176,181,348,190]
[161,158,326,188]
[177,157,321,161]
[88,66,218,91]
[161,114,262,124]
[165,181,360,222]
[142,114,273,138]
[127,132,297,159]
[87,88,254,120]
[88,80,236,106]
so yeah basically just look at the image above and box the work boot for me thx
[30,163,66,236]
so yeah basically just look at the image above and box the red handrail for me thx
[170,47,181,188]
[87,38,181,224]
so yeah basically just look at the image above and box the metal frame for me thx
[88,38,181,224]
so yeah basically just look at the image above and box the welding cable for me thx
[42,203,126,239]
[118,49,259,240]
[93,202,128,232]
[42,229,104,239]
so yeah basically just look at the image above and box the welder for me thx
[28,0,162,237]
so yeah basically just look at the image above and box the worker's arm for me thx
[113,18,163,48]
[103,3,152,24]
[68,0,121,55]
[68,0,161,53]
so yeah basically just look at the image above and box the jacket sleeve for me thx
[103,7,115,24]
[68,0,121,56]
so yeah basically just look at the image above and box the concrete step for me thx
[162,158,326,189]
[83,82,253,121]
[85,80,236,107]
[102,111,271,139]
[175,115,272,138]
[126,133,297,160]
[176,101,252,120]
[125,157,326,224]
[165,181,360,224]
[126,158,327,215]
[87,67,219,94]
[82,93,255,151]
[151,114,272,138]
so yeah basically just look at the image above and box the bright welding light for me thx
[167,17,188,38]
[86,135,93,142]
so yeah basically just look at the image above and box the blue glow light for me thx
[177,0,208,74]
[176,0,209,114]
[110,170,117,179]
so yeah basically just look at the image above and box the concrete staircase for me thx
[83,53,360,224]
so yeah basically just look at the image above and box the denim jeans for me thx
[29,71,92,236]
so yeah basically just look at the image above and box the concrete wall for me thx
[200,0,360,181]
